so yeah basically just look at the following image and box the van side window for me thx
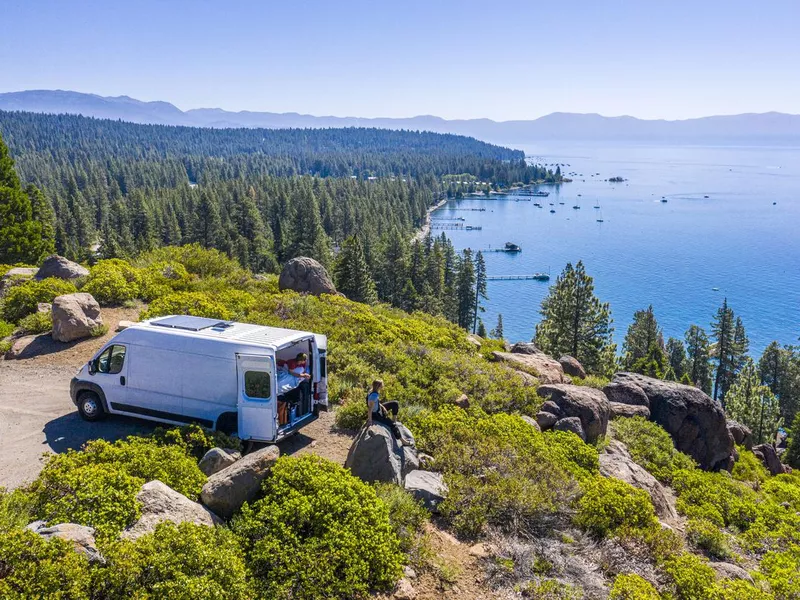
[319,355,327,378]
[97,345,126,374]
[244,371,271,399]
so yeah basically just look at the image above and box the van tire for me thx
[77,392,106,422]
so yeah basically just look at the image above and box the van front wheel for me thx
[77,392,106,422]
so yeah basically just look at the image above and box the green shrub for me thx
[17,310,52,334]
[574,475,657,538]
[29,435,206,538]
[0,320,14,338]
[761,475,800,511]
[148,423,242,459]
[784,413,800,469]
[760,544,800,600]
[572,375,610,390]
[611,416,696,483]
[140,291,233,320]
[334,398,367,430]
[2,278,77,322]
[96,522,253,599]
[672,469,758,531]
[712,580,774,600]
[519,578,583,599]
[232,455,403,599]
[733,448,771,485]
[374,483,430,564]
[742,500,800,553]
[663,552,717,600]
[0,488,33,533]
[138,260,192,301]
[608,573,660,599]
[686,517,731,559]
[0,529,92,599]
[136,244,244,279]
[82,259,141,305]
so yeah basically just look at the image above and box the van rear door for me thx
[236,353,277,442]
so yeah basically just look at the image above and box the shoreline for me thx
[413,196,449,241]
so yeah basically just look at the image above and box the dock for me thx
[431,224,483,231]
[487,274,550,281]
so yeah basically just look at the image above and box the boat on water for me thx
[532,273,550,281]
[661,198,668,203]
[504,242,522,252]
[550,209,556,213]
[573,205,580,209]
[712,287,720,291]
[559,202,565,205]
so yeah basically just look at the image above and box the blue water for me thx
[435,142,800,356]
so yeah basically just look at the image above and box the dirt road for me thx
[0,308,354,489]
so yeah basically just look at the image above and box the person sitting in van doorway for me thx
[366,379,401,438]
[286,353,311,381]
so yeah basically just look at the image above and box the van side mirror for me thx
[88,359,97,375]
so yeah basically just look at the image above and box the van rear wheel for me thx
[77,392,106,422]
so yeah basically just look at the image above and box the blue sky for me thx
[2,0,798,120]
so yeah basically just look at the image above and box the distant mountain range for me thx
[1,89,799,144]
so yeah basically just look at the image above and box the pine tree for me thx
[477,320,488,338]
[286,185,332,267]
[758,342,800,425]
[491,314,504,339]
[455,249,476,330]
[712,298,737,404]
[685,325,713,394]
[0,133,54,263]
[725,358,782,445]
[377,228,410,304]
[666,337,688,381]
[784,412,800,469]
[534,261,615,375]
[472,251,488,334]
[623,305,666,371]
[333,236,377,304]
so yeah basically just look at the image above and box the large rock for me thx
[345,421,417,485]
[51,293,103,343]
[0,267,38,297]
[752,443,786,476]
[492,351,565,384]
[611,373,734,471]
[537,384,611,443]
[609,402,651,420]
[727,421,754,451]
[536,411,559,430]
[26,521,104,563]
[5,334,39,359]
[278,257,337,296]
[198,447,241,476]
[559,355,587,379]
[510,342,543,355]
[200,444,280,519]
[711,562,754,583]
[35,255,89,281]
[122,480,222,540]
[404,470,448,512]
[520,415,541,432]
[603,381,650,407]
[600,440,678,520]
[554,416,586,441]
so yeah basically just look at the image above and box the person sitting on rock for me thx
[366,379,400,438]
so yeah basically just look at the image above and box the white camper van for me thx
[70,315,328,443]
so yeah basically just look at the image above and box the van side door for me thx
[90,344,129,410]
[236,353,277,442]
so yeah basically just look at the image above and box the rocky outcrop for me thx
[752,443,786,476]
[122,480,222,540]
[278,257,337,296]
[602,381,650,407]
[466,334,482,350]
[609,402,651,420]
[35,255,89,281]
[198,447,241,476]
[5,334,40,359]
[492,351,565,384]
[599,440,678,520]
[611,373,734,471]
[0,267,38,298]
[51,293,103,343]
[554,416,586,441]
[520,415,541,432]
[345,421,417,485]
[727,421,754,451]
[510,342,542,355]
[711,562,754,583]
[200,445,280,519]
[537,384,611,443]
[26,521,104,563]
[404,470,448,512]
[536,411,559,430]
[559,355,587,379]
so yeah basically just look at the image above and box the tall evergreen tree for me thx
[472,251,488,334]
[726,358,782,445]
[534,261,615,375]
[712,298,737,404]
[286,185,332,267]
[758,342,800,425]
[491,314,504,340]
[455,249,476,330]
[333,235,377,304]
[666,337,689,381]
[622,305,666,372]
[685,325,713,394]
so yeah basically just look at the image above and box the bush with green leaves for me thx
[232,455,403,599]
[732,447,771,485]
[672,469,758,531]
[17,310,52,334]
[138,260,192,301]
[760,544,800,600]
[374,483,430,565]
[0,488,33,534]
[334,398,368,430]
[608,573,660,600]
[1,277,77,322]
[663,552,717,600]
[0,319,14,338]
[686,517,731,559]
[82,259,141,305]
[95,522,252,599]
[574,475,658,537]
[140,291,233,320]
[611,416,696,483]
[28,435,206,538]
[0,529,92,599]
[148,423,242,459]
[136,244,246,279]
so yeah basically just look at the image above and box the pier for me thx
[430,224,483,231]
[486,274,550,281]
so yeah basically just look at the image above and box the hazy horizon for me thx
[2,0,799,121]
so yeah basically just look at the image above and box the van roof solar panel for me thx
[151,315,229,331]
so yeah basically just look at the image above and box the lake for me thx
[434,142,800,356]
